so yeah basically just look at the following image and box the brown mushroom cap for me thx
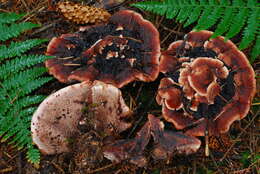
[148,114,201,160]
[103,114,201,164]
[157,30,256,136]
[31,81,132,154]
[45,10,160,88]
[103,121,151,167]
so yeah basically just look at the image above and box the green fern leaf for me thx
[0,115,21,140]
[19,107,37,121]
[0,54,52,80]
[14,132,31,148]
[210,7,235,38]
[8,128,30,148]
[13,95,46,111]
[239,9,259,49]
[184,6,202,27]
[9,77,53,100]
[0,12,50,164]
[0,22,40,41]
[247,0,257,7]
[225,8,249,40]
[0,39,47,62]
[132,0,259,56]
[0,107,37,147]
[1,67,47,92]
[0,94,46,116]
[176,8,190,23]
[195,7,223,30]
[0,111,19,137]
[1,118,30,141]
[0,12,24,24]
[27,146,40,165]
[176,0,191,23]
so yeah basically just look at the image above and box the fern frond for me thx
[0,39,47,62]
[0,12,24,24]
[27,145,40,165]
[0,107,37,152]
[194,8,214,30]
[195,7,223,31]
[225,8,249,40]
[0,54,52,80]
[1,67,47,92]
[184,6,202,27]
[0,95,46,115]
[132,0,260,57]
[19,107,37,121]
[8,126,31,148]
[239,8,259,49]
[176,0,191,23]
[0,12,51,164]
[0,22,40,41]
[210,7,235,38]
[8,77,53,100]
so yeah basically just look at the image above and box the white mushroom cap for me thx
[31,81,132,155]
[90,81,132,133]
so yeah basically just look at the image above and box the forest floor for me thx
[0,0,259,173]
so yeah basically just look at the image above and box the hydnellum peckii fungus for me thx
[31,81,132,154]
[157,30,256,137]
[45,10,160,88]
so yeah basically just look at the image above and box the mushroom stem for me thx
[205,129,209,157]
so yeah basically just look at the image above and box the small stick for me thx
[20,0,30,11]
[57,56,74,60]
[161,24,185,36]
[217,94,228,103]
[51,161,65,174]
[0,167,14,173]
[63,63,81,66]
[87,163,118,174]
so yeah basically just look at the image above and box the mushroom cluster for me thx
[31,8,256,168]
[157,30,256,137]
[45,10,160,88]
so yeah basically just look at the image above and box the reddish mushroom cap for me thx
[103,121,151,167]
[31,81,132,154]
[45,10,160,88]
[157,30,256,136]
[148,114,201,160]
[103,114,201,164]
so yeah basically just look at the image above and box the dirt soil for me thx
[0,0,259,174]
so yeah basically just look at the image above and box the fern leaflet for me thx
[1,67,47,92]
[0,22,40,41]
[0,12,53,165]
[0,54,52,80]
[132,0,260,62]
[0,39,47,62]
[0,12,24,24]
[239,8,259,49]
